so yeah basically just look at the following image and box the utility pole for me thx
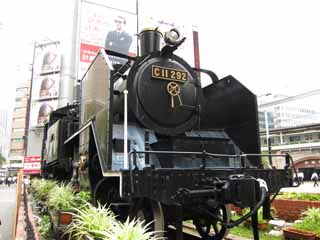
[264,111,272,167]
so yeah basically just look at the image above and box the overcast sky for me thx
[0,0,319,111]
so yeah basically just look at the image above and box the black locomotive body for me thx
[41,29,294,240]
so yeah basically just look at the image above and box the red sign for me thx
[80,43,101,63]
[24,156,41,174]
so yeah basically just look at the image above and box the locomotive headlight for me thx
[164,28,181,45]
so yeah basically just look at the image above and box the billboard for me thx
[32,73,60,100]
[29,42,61,128]
[29,100,58,128]
[78,1,200,79]
[33,43,61,75]
[79,1,138,77]
[24,156,41,175]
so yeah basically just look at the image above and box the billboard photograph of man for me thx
[105,16,133,56]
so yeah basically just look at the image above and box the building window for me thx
[305,134,313,141]
[11,138,24,142]
[289,136,301,142]
[13,128,25,132]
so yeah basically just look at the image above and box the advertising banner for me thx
[79,1,138,78]
[33,43,61,76]
[24,156,41,175]
[29,42,61,128]
[29,100,58,128]
[78,1,200,79]
[32,73,60,100]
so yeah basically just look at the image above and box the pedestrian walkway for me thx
[0,185,16,240]
[281,181,320,194]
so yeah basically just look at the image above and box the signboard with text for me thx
[24,156,41,174]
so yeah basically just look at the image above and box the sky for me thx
[0,0,320,111]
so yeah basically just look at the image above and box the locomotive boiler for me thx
[41,28,295,240]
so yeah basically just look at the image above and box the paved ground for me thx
[0,184,16,240]
[281,180,320,193]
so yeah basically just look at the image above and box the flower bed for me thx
[272,199,320,221]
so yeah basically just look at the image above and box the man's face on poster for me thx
[115,17,125,32]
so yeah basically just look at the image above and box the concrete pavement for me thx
[281,181,320,194]
[0,184,16,240]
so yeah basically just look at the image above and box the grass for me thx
[230,225,282,240]
[276,192,320,201]
[293,208,320,236]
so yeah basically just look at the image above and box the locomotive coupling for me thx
[221,174,265,208]
[171,174,269,210]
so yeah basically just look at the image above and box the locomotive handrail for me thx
[128,150,289,160]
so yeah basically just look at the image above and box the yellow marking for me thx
[152,65,188,82]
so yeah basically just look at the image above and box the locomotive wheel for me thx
[193,205,231,240]
[130,198,165,237]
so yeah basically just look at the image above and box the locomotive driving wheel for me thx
[129,198,165,238]
[193,205,231,240]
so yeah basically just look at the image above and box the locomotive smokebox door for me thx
[127,52,201,135]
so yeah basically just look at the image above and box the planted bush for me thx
[31,179,58,203]
[293,208,320,236]
[105,218,162,240]
[277,192,320,201]
[47,183,75,211]
[74,191,91,209]
[38,214,52,238]
[66,203,116,240]
[67,203,163,240]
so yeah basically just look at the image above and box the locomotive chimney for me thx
[139,28,162,56]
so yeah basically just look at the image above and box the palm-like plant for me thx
[104,218,163,240]
[47,183,75,210]
[294,207,320,235]
[66,202,116,240]
[32,179,57,203]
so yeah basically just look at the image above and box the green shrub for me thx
[104,218,162,240]
[293,208,320,235]
[242,207,266,223]
[66,203,116,240]
[277,192,320,201]
[74,191,91,209]
[47,183,75,211]
[32,179,58,203]
[38,214,52,238]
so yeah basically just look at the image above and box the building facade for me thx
[258,111,274,132]
[9,81,30,165]
[273,104,320,128]
[0,109,9,160]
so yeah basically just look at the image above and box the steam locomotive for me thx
[41,28,294,240]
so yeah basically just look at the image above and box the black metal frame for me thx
[119,150,295,240]
[121,150,294,200]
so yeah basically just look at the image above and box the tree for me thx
[0,153,6,167]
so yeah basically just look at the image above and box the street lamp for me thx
[264,111,273,167]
